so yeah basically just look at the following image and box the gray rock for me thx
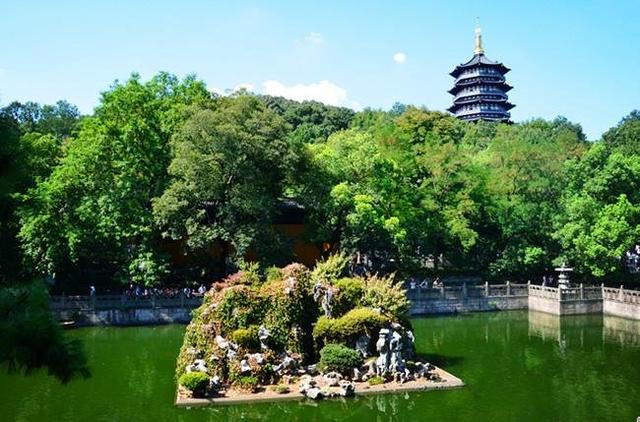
[339,380,355,397]
[355,334,371,357]
[240,359,252,374]
[258,325,270,350]
[352,367,363,382]
[214,335,229,349]
[323,371,342,387]
[306,364,318,375]
[186,359,207,373]
[306,387,323,400]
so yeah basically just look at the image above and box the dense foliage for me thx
[174,259,408,387]
[2,71,640,291]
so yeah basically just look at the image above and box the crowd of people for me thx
[407,277,444,289]
[86,284,210,299]
[625,245,640,273]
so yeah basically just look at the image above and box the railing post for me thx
[180,292,185,308]
[619,285,624,301]
[462,282,467,299]
[558,286,562,301]
[579,283,584,300]
[506,281,511,296]
[485,281,489,297]
[440,285,445,299]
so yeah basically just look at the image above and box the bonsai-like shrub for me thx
[362,274,409,319]
[234,375,260,392]
[179,372,210,397]
[332,277,365,317]
[311,253,348,286]
[318,344,363,375]
[368,375,385,386]
[314,307,389,345]
[231,325,260,351]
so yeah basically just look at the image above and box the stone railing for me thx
[407,281,528,300]
[50,294,203,311]
[603,286,640,304]
[528,284,559,300]
[528,284,603,301]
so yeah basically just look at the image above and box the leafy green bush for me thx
[318,343,363,375]
[332,277,364,316]
[362,274,409,318]
[313,307,389,345]
[179,372,210,397]
[311,253,348,285]
[234,375,260,392]
[368,375,385,386]
[265,266,283,283]
[230,325,260,351]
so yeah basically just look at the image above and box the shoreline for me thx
[174,366,464,407]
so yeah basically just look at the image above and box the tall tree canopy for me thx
[154,94,302,271]
[19,73,212,288]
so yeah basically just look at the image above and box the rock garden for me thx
[174,255,462,405]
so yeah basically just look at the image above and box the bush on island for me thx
[318,343,363,375]
[313,307,389,347]
[231,325,260,351]
[234,375,260,392]
[367,375,385,386]
[273,384,290,394]
[179,372,210,397]
[331,277,365,317]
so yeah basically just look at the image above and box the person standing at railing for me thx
[89,285,96,297]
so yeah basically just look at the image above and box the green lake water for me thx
[1,310,639,421]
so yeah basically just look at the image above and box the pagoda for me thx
[447,26,514,122]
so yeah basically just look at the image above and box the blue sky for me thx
[1,0,639,140]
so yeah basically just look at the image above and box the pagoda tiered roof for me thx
[447,26,514,123]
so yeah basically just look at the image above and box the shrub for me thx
[362,274,409,318]
[318,343,363,375]
[273,384,290,394]
[368,376,385,386]
[332,277,364,317]
[265,266,283,283]
[234,375,260,392]
[230,325,260,351]
[313,307,389,345]
[311,253,349,285]
[179,372,210,397]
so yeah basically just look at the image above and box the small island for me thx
[174,255,464,406]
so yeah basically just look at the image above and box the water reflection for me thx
[528,310,640,350]
[603,315,640,347]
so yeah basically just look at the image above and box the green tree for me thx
[153,94,299,272]
[19,73,212,287]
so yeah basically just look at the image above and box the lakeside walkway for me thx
[50,283,640,326]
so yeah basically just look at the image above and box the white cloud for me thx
[234,83,254,92]
[262,80,359,109]
[304,32,325,46]
[393,52,407,64]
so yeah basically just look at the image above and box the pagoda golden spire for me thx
[474,20,484,55]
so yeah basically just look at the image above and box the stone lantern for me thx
[555,263,573,290]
